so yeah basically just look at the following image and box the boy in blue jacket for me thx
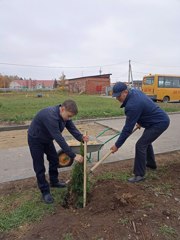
[28,99,88,203]
[110,82,170,183]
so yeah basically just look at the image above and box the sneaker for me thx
[42,193,54,204]
[128,176,145,183]
[50,181,67,188]
[146,164,157,170]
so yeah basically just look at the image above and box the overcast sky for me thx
[0,0,180,82]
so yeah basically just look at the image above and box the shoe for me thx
[146,164,157,170]
[42,193,54,204]
[50,181,67,188]
[128,176,145,183]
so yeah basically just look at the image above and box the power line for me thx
[133,70,150,74]
[1,60,180,70]
[132,60,180,68]
[0,61,127,69]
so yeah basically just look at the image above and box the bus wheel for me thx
[57,150,74,168]
[163,96,170,103]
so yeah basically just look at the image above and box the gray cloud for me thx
[0,0,180,81]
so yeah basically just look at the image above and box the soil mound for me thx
[87,179,142,215]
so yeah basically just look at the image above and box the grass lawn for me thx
[0,188,65,232]
[0,91,180,123]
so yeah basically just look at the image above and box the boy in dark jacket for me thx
[28,99,88,203]
[110,82,170,183]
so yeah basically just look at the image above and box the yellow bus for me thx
[142,74,180,102]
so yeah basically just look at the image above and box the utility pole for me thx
[99,67,102,75]
[128,60,133,86]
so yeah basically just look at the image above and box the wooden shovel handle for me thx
[83,131,87,208]
[90,150,112,173]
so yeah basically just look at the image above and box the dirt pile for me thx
[1,151,180,240]
[87,180,140,215]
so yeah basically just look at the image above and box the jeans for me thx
[28,135,59,194]
[134,121,170,176]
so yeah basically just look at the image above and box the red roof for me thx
[11,80,54,88]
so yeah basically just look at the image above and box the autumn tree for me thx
[0,74,22,88]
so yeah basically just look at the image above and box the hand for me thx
[74,154,84,163]
[110,145,118,153]
[136,123,141,129]
[82,135,89,142]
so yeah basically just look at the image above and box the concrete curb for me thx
[0,116,125,132]
[0,111,179,132]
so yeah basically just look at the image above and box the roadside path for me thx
[0,113,180,183]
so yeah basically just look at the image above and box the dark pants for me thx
[134,121,170,177]
[28,135,59,194]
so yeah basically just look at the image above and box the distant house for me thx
[9,80,28,89]
[66,74,111,94]
[9,80,54,90]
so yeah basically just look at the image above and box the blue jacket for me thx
[115,89,170,148]
[28,105,83,158]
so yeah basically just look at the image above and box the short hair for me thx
[61,99,78,115]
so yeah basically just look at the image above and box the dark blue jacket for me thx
[28,105,83,159]
[115,89,170,148]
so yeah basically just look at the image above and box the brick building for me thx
[66,74,111,94]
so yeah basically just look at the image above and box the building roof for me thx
[11,80,28,87]
[10,80,54,87]
[67,74,112,81]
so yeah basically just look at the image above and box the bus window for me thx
[144,77,154,85]
[173,78,180,87]
[158,80,164,87]
[158,76,180,88]
[165,81,171,87]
